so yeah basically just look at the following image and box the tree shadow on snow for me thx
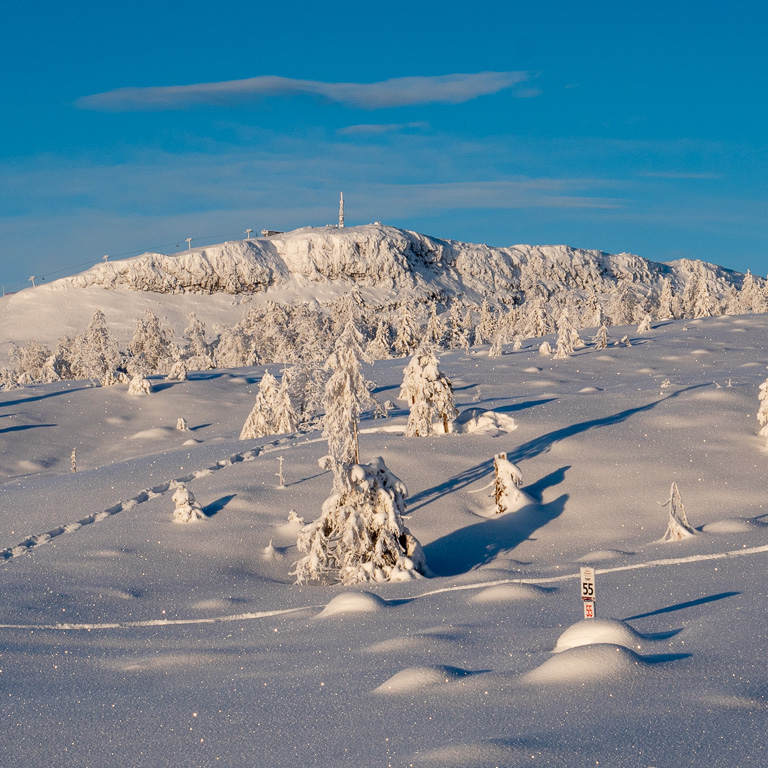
[0,423,56,434]
[623,591,740,622]
[0,385,91,410]
[494,397,558,414]
[203,494,237,518]
[424,494,568,577]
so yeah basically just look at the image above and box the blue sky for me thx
[1,1,766,292]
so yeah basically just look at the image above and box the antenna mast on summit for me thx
[339,192,344,229]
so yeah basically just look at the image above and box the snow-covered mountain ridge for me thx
[61,224,740,300]
[0,224,752,353]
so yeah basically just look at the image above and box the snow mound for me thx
[130,426,178,440]
[316,591,388,618]
[470,583,550,603]
[553,619,644,653]
[522,644,646,684]
[702,518,768,533]
[578,386,601,394]
[454,408,517,436]
[374,665,470,694]
[576,549,634,562]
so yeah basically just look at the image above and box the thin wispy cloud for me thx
[338,121,430,135]
[76,72,533,112]
[639,171,720,180]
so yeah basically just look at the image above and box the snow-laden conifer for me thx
[293,457,426,585]
[127,374,152,395]
[656,277,676,320]
[539,341,552,356]
[425,302,445,347]
[128,310,177,376]
[166,359,188,381]
[494,453,533,514]
[172,484,207,523]
[757,379,768,446]
[592,325,609,350]
[365,320,393,360]
[182,313,215,371]
[394,303,420,357]
[661,482,696,541]
[400,344,457,436]
[75,309,121,385]
[239,371,297,439]
[637,314,653,333]
[322,321,376,486]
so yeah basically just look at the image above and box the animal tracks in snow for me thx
[0,436,312,563]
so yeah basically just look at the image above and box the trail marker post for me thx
[580,566,595,619]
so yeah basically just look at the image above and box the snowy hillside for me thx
[0,224,751,353]
[1,315,768,766]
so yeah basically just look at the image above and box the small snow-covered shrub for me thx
[293,457,426,585]
[661,482,696,541]
[166,359,188,381]
[757,379,768,446]
[494,453,532,514]
[172,484,207,523]
[127,374,152,395]
[400,344,457,437]
[176,417,189,431]
[539,341,552,356]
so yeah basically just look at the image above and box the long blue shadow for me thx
[0,423,56,434]
[409,384,707,512]
[623,591,740,621]
[203,494,237,518]
[0,385,91,409]
[424,494,568,577]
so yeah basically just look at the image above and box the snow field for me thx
[2,315,768,765]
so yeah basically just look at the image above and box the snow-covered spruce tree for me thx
[399,343,457,436]
[128,310,177,376]
[661,482,696,541]
[553,311,580,359]
[494,453,533,514]
[365,320,393,360]
[592,325,609,350]
[394,303,420,357]
[475,299,497,346]
[165,358,188,381]
[636,313,653,333]
[74,309,121,385]
[182,313,215,371]
[239,370,298,439]
[425,302,445,347]
[656,277,677,320]
[757,379,768,446]
[322,321,376,486]
[127,373,152,395]
[282,360,329,429]
[10,341,59,385]
[172,484,207,523]
[293,457,426,585]
[523,297,553,340]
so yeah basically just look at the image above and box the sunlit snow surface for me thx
[1,314,768,766]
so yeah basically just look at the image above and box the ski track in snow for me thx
[0,434,324,564]
[1,537,767,631]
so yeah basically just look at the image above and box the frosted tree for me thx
[553,311,580,359]
[400,344,457,436]
[293,456,426,585]
[425,302,445,347]
[365,320,393,360]
[607,285,635,326]
[661,482,696,541]
[494,453,533,514]
[475,299,497,345]
[10,341,58,385]
[282,360,328,428]
[757,379,768,446]
[75,309,121,385]
[539,340,553,356]
[394,303,420,357]
[214,321,258,369]
[636,313,653,333]
[656,277,676,320]
[239,371,293,439]
[592,325,609,350]
[182,313,215,371]
[322,321,376,487]
[446,302,471,350]
[693,278,717,318]
[127,374,152,395]
[488,330,506,358]
[172,484,207,523]
[523,297,552,339]
[128,310,177,375]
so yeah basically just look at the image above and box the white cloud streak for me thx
[76,72,533,111]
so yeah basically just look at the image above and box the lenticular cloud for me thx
[76,71,532,111]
